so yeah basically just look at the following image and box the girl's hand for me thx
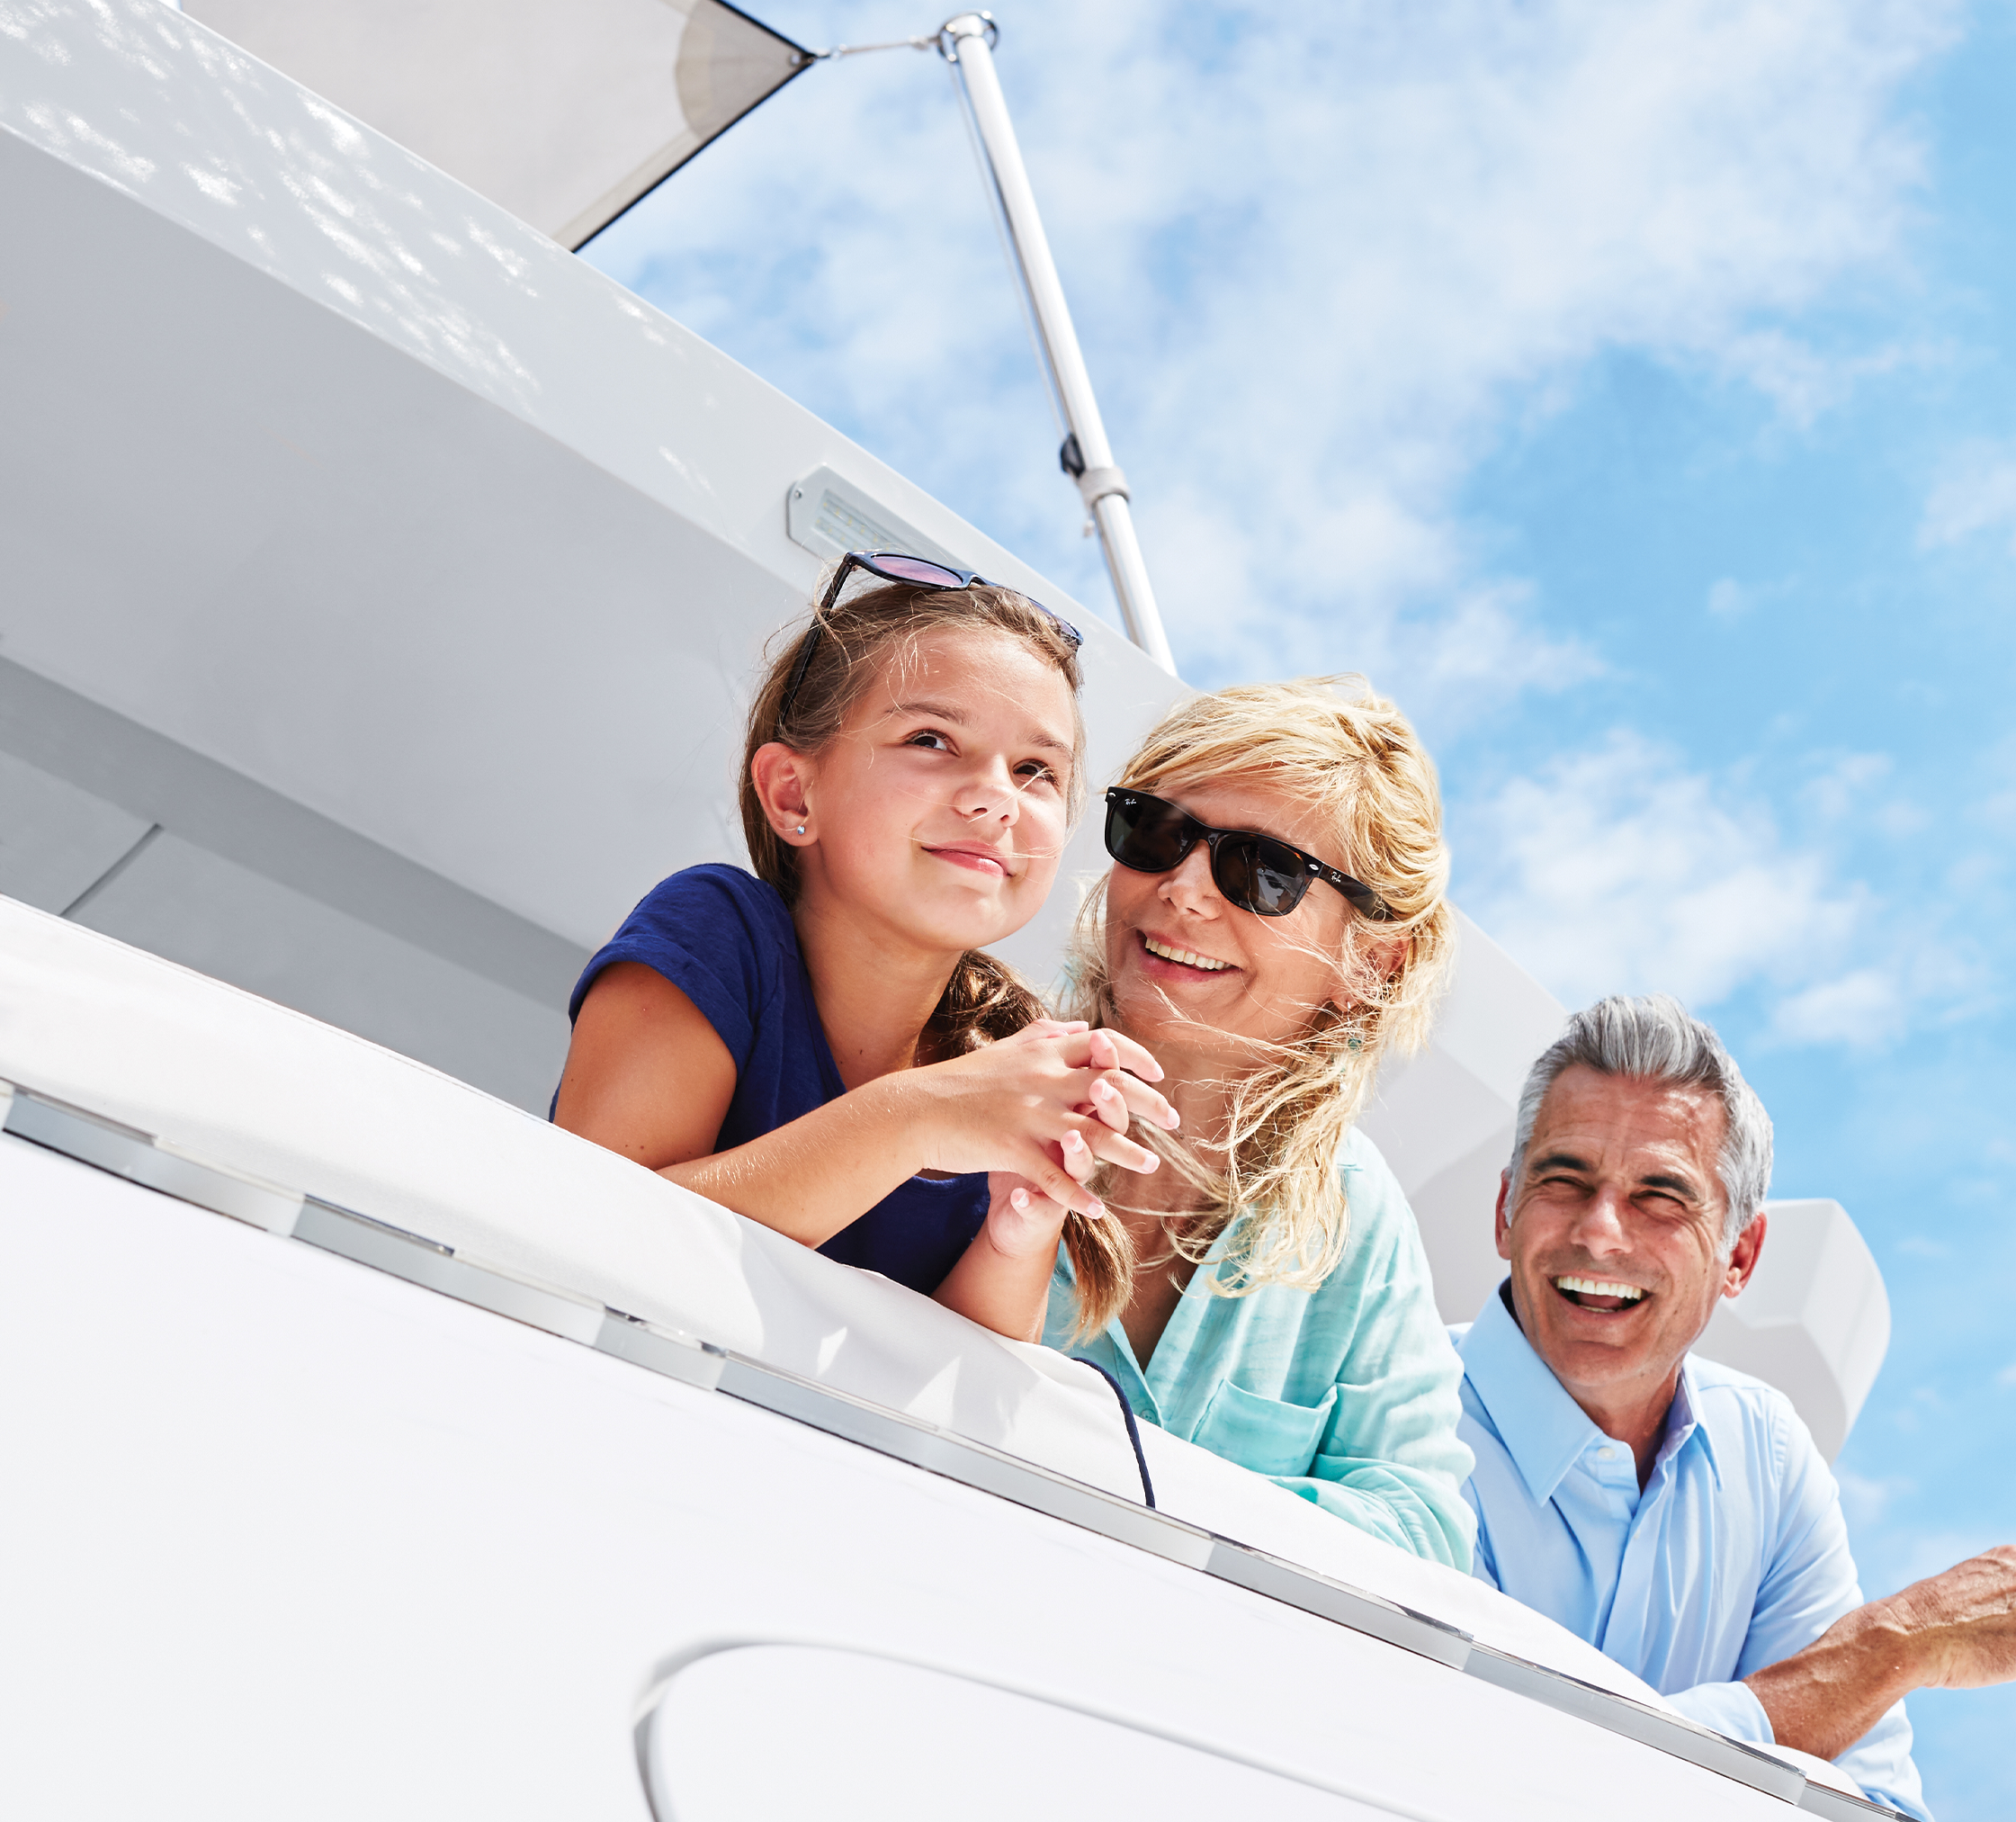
[900,1020,1177,1220]
[1078,1027,1161,1139]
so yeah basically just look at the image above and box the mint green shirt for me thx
[1044,1127,1476,1569]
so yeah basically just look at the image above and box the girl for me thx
[1046,678,1475,1566]
[555,552,1177,1342]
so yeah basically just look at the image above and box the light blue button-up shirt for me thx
[1456,1284,1926,1818]
[1044,1126,1476,1569]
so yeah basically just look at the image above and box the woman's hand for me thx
[984,1086,1107,1248]
[982,1175,1077,1257]
[895,1020,1177,1220]
[936,1135,1099,1344]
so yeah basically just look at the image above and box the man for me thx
[1456,993,2016,1818]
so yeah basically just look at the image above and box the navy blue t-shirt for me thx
[566,864,990,1295]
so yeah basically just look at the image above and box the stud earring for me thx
[794,825,806,837]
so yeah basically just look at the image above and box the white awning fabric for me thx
[186,0,811,247]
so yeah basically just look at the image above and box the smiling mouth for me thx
[927,846,1010,878]
[1554,1275,1648,1315]
[1140,931,1232,974]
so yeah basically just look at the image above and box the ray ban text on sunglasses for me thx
[1104,789,1393,921]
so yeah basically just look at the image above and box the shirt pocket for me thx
[1189,1378,1340,1478]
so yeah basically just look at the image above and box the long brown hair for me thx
[1061,677,1456,1339]
[738,570,1096,1206]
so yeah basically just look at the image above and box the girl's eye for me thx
[905,730,954,752]
[1016,759,1059,785]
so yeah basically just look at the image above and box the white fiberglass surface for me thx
[645,1647,1385,1820]
[0,1136,1787,1820]
[0,0,1168,965]
[64,830,572,1114]
[0,893,1683,1699]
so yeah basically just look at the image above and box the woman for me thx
[1046,677,1474,1568]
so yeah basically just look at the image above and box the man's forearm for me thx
[1747,1544,2016,1762]
[1744,1602,1919,1764]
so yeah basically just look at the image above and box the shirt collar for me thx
[1458,1281,1608,1507]
[1458,1283,1724,1501]
[1657,1355,1722,1490]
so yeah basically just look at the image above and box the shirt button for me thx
[1596,1446,1616,1461]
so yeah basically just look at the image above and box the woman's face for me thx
[1103,773,1370,1064]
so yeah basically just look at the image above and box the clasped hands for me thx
[907,1019,1178,1261]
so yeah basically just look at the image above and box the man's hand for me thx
[1890,1546,2016,1689]
[1747,1547,2016,1763]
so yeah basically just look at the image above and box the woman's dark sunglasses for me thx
[779,551,1083,728]
[1104,788,1393,921]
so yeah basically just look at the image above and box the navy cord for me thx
[1072,1358,1156,1509]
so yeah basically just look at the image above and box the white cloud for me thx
[1770,968,1904,1046]
[1920,441,2016,552]
[1800,751,1893,821]
[1858,1527,1998,1600]
[1704,574,1803,622]
[1456,731,1990,1044]
[1836,1467,1913,1529]
[587,0,1957,708]
[1456,730,1864,1012]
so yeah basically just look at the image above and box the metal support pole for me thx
[939,13,1175,673]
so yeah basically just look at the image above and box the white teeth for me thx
[1555,1275,1646,1303]
[1143,934,1230,972]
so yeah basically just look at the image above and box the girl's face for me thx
[764,627,1078,956]
[1104,773,1371,1064]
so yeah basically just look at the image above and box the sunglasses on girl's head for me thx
[1103,788,1393,921]
[778,550,1084,728]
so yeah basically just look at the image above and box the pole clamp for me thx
[1075,464,1130,509]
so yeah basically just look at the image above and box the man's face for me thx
[1496,1064,1764,1424]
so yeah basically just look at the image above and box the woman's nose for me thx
[1158,844,1219,910]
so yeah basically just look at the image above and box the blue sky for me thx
[585,4,2015,1809]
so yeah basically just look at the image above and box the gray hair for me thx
[1508,993,1773,1252]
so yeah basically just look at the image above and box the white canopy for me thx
[186,0,812,246]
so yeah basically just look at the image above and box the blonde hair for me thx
[738,568,1086,1058]
[1062,676,1454,1338]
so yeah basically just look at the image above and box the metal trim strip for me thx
[1796,1781,1909,1819]
[291,1198,607,1346]
[1204,1543,1472,1670]
[714,1352,1213,1569]
[1465,1646,1805,1801]
[4,1074,1841,1806]
[594,1314,726,1392]
[4,1086,303,1234]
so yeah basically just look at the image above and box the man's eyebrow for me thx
[1636,1171,1705,1200]
[1528,1150,1591,1175]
